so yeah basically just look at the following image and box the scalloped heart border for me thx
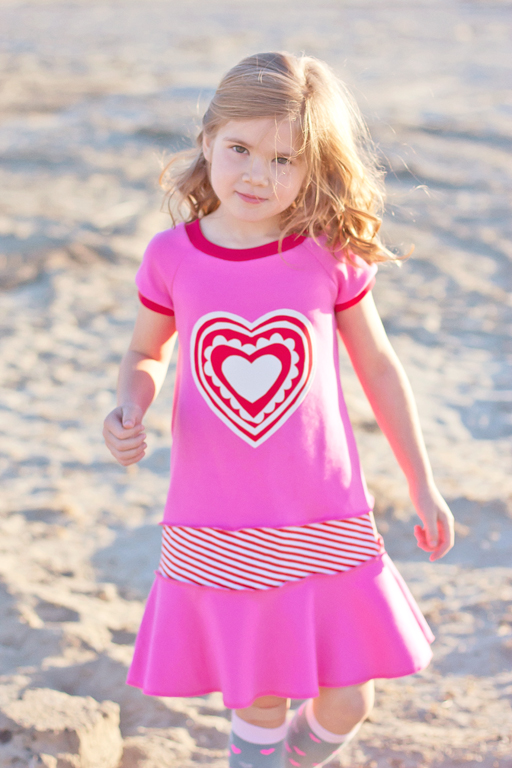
[191,310,316,447]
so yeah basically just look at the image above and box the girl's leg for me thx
[236,695,289,727]
[285,681,374,767]
[229,695,289,767]
[314,680,374,734]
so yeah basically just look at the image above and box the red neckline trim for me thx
[185,219,306,261]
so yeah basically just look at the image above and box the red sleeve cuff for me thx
[138,291,174,316]
[334,277,375,313]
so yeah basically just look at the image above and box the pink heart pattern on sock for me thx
[231,744,242,754]
[260,748,275,755]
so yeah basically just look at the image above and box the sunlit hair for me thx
[160,52,399,263]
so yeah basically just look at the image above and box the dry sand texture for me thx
[1,0,512,766]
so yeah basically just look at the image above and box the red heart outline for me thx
[191,310,316,446]
[210,342,292,418]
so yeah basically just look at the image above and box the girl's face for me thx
[203,117,307,233]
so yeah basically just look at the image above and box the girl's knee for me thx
[315,681,374,731]
[235,695,289,727]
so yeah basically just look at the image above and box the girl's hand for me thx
[410,483,455,561]
[103,404,147,466]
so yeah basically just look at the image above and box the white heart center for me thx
[221,354,282,403]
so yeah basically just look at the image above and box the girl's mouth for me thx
[236,192,267,204]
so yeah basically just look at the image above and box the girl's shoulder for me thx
[142,221,189,260]
[300,236,378,311]
[139,222,194,279]
[136,223,191,312]
[301,235,377,280]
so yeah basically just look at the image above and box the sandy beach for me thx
[1,0,511,765]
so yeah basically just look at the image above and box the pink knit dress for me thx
[126,220,434,708]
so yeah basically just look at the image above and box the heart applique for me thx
[222,354,282,404]
[191,310,316,447]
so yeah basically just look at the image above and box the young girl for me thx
[103,52,454,768]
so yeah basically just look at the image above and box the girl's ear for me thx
[202,133,213,163]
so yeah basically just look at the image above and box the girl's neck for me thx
[199,209,283,250]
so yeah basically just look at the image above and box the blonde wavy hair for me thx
[161,52,398,264]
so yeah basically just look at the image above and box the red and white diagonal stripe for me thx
[158,513,384,591]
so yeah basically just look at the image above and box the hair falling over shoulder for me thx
[160,52,400,264]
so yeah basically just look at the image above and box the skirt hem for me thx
[127,658,432,710]
[127,552,434,710]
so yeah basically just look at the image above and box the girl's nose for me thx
[243,158,268,186]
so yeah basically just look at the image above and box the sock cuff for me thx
[231,711,288,745]
[304,699,361,744]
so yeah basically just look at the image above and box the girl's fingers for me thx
[414,525,432,551]
[103,406,145,440]
[414,523,436,550]
[427,526,445,561]
[429,515,454,561]
[107,432,147,452]
[104,418,144,441]
[415,522,442,552]
[114,445,147,465]
[411,482,455,561]
[118,455,146,467]
[103,406,147,466]
[414,511,455,561]
[121,404,144,430]
[422,515,439,549]
[112,443,147,459]
[119,452,146,466]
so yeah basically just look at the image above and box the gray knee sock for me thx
[229,711,287,768]
[284,700,359,768]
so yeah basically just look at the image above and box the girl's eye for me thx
[232,145,247,154]
[276,157,290,165]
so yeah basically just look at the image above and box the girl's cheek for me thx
[275,173,295,192]
[219,150,238,170]
[274,167,291,184]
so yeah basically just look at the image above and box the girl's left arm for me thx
[336,292,454,561]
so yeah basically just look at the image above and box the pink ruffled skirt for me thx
[127,551,434,709]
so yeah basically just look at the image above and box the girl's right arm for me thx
[103,305,177,466]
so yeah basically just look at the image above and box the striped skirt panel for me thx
[158,512,385,591]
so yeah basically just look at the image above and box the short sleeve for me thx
[135,231,175,316]
[333,254,377,312]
